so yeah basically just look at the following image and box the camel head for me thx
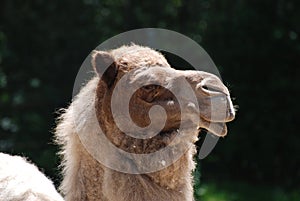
[92,45,235,153]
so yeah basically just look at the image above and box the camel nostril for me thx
[195,76,230,96]
[199,84,225,95]
[202,85,209,90]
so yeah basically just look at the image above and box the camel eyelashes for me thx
[142,85,159,91]
[139,85,162,103]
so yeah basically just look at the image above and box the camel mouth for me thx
[140,98,234,138]
[132,83,235,138]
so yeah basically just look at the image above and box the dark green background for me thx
[0,0,299,200]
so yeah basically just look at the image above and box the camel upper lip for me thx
[199,95,235,123]
[200,110,235,123]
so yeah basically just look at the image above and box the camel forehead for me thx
[110,45,170,68]
[129,67,180,85]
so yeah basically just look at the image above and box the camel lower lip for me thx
[199,120,227,137]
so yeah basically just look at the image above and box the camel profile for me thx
[55,44,235,201]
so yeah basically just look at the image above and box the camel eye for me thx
[142,85,156,91]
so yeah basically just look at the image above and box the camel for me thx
[55,44,235,201]
[0,153,64,201]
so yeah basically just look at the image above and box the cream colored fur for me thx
[0,153,64,201]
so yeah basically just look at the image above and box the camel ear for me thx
[91,50,118,87]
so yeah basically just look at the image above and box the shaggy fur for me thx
[0,153,64,201]
[55,45,235,201]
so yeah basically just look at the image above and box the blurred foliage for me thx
[0,0,299,199]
